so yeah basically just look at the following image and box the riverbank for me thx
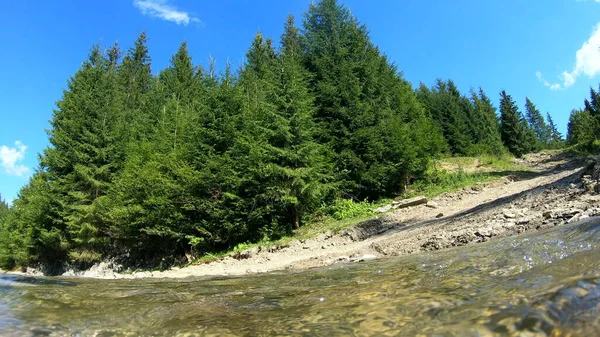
[6,151,600,279]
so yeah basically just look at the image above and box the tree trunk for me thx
[294,205,300,229]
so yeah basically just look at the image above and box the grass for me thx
[189,153,529,266]
[405,155,526,198]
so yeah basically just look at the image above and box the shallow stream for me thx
[2,217,600,336]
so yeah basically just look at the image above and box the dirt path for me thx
[65,152,600,279]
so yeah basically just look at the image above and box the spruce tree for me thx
[470,88,505,154]
[39,45,122,264]
[107,42,207,259]
[0,194,8,221]
[303,0,435,198]
[546,112,563,147]
[583,85,600,141]
[116,31,153,146]
[419,79,472,155]
[567,109,595,145]
[499,90,529,157]
[271,15,333,229]
[524,97,551,148]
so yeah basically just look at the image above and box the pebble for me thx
[359,254,377,262]
[503,211,516,219]
[426,201,439,209]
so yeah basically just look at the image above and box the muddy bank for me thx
[9,152,600,279]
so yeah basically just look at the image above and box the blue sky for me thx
[1,0,600,204]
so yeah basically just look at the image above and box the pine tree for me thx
[0,174,68,269]
[499,90,530,157]
[567,109,595,145]
[524,97,551,148]
[38,44,122,264]
[303,0,436,198]
[116,31,153,145]
[470,88,505,154]
[545,112,563,147]
[0,194,8,221]
[584,85,600,118]
[270,15,333,229]
[418,79,472,155]
[106,42,208,259]
[583,85,600,142]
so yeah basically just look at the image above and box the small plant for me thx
[324,198,375,221]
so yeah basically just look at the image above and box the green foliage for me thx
[416,81,505,157]
[499,90,536,157]
[0,194,8,222]
[0,0,564,270]
[407,154,522,198]
[303,0,438,200]
[567,109,598,147]
[545,112,564,149]
[566,85,600,153]
[321,198,375,221]
[524,97,551,148]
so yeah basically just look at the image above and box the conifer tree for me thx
[583,85,600,139]
[418,80,472,155]
[545,112,563,147]
[106,42,207,259]
[499,90,529,157]
[0,194,8,221]
[303,0,434,198]
[270,15,333,229]
[567,109,595,145]
[524,97,551,148]
[584,85,600,118]
[469,88,505,154]
[116,31,153,145]
[38,45,122,264]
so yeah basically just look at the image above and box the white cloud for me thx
[537,23,600,90]
[133,0,200,26]
[536,71,561,90]
[0,141,30,177]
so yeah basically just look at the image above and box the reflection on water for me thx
[2,218,600,336]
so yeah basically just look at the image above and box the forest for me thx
[0,0,596,271]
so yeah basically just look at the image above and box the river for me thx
[2,217,600,336]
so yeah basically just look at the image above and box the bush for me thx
[320,198,375,221]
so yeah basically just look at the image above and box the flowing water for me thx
[3,218,600,336]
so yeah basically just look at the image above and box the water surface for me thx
[2,218,600,336]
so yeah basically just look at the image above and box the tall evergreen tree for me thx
[38,45,122,264]
[524,97,551,148]
[416,79,472,155]
[584,85,600,118]
[116,31,153,145]
[567,109,595,145]
[303,0,435,198]
[545,112,563,147]
[106,42,208,259]
[469,88,505,154]
[269,15,333,229]
[499,90,531,157]
[0,194,8,221]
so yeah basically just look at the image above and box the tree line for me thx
[567,86,600,151]
[0,0,564,271]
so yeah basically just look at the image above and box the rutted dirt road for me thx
[63,152,600,279]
